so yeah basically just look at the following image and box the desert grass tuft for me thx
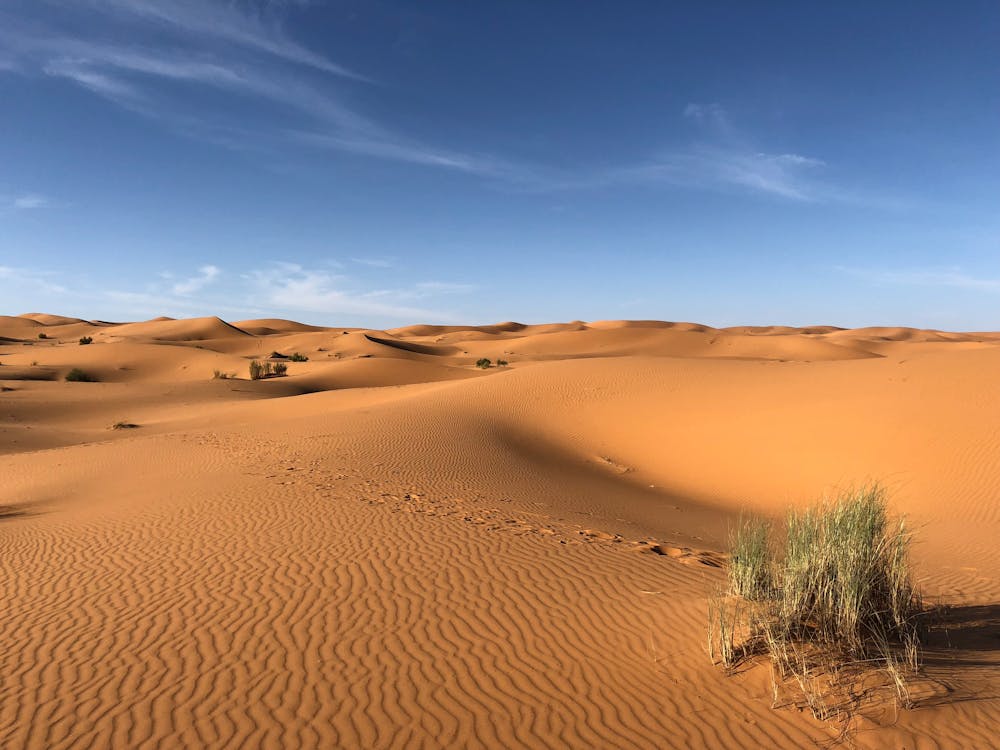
[249,359,288,380]
[729,516,773,600]
[708,484,923,721]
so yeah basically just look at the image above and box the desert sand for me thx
[1,313,997,748]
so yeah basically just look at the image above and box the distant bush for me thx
[708,485,923,721]
[212,369,234,380]
[289,352,309,362]
[65,368,96,382]
[79,336,93,345]
[497,359,509,367]
[111,421,139,430]
[476,358,492,369]
[249,359,288,380]
[38,333,48,340]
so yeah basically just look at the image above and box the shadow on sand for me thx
[914,604,1000,707]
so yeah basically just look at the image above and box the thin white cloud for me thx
[67,0,367,80]
[0,10,882,205]
[413,281,477,294]
[683,102,730,130]
[350,257,394,269]
[244,263,457,320]
[291,131,512,177]
[172,264,220,295]
[618,146,825,201]
[839,266,1000,292]
[0,265,66,293]
[12,193,49,209]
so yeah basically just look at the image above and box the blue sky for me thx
[2,1,999,328]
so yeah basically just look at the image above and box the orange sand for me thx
[1,314,997,748]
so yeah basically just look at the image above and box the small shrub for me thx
[497,359,509,367]
[79,336,93,345]
[212,369,233,380]
[289,352,308,362]
[111,421,139,430]
[476,358,492,369]
[38,333,48,340]
[249,359,287,379]
[65,368,96,382]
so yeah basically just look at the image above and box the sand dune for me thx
[1,315,997,748]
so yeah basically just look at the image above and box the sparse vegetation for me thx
[708,485,923,722]
[212,369,235,380]
[476,358,492,369]
[38,333,48,340]
[249,359,288,380]
[65,368,97,382]
[289,352,309,362]
[111,421,139,430]
[79,336,93,345]
[497,359,509,367]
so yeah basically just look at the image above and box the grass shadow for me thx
[912,604,1000,707]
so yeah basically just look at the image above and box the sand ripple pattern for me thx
[0,431,838,749]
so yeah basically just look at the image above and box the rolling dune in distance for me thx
[1,313,998,749]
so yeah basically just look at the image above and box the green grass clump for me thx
[476,358,492,369]
[729,516,773,600]
[709,485,922,721]
[65,368,97,382]
[78,336,93,345]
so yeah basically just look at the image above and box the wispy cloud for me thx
[615,145,826,201]
[0,3,437,167]
[0,9,881,204]
[245,263,456,320]
[3,260,472,323]
[839,266,1000,292]
[11,193,49,209]
[350,257,395,269]
[67,0,366,80]
[683,102,731,131]
[413,281,477,294]
[0,265,66,293]
[172,264,220,295]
